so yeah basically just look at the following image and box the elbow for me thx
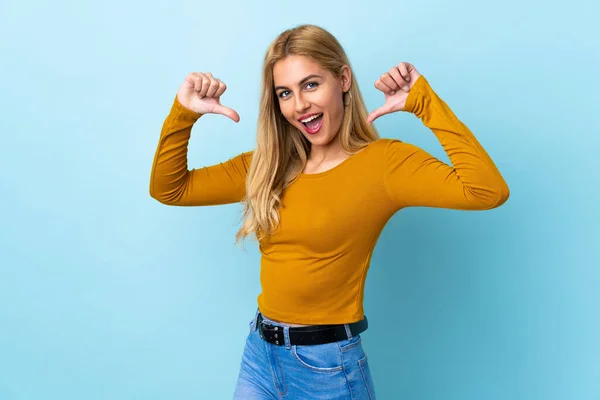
[149,185,176,206]
[465,180,510,210]
[149,189,164,204]
[493,182,510,208]
[150,194,177,206]
[484,180,510,209]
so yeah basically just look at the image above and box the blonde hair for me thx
[236,24,380,244]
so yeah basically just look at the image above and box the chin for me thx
[299,126,339,147]
[305,134,336,147]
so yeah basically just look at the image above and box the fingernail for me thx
[390,90,396,95]
[403,86,409,91]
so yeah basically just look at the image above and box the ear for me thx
[339,64,352,92]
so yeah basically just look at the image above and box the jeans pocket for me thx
[292,342,343,372]
[339,335,362,352]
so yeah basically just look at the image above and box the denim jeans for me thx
[233,309,376,399]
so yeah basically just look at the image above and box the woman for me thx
[149,24,509,400]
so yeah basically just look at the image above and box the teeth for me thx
[300,113,322,123]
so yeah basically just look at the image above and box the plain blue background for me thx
[1,0,599,398]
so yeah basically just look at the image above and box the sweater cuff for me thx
[403,75,429,117]
[172,95,203,122]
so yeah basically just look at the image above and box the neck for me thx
[308,136,344,162]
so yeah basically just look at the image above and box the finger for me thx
[198,75,211,97]
[398,63,411,83]
[204,72,218,97]
[191,74,202,93]
[184,73,196,89]
[214,80,227,98]
[191,73,206,96]
[366,104,391,124]
[205,75,221,97]
[380,72,400,91]
[213,104,240,123]
[389,67,410,92]
[374,79,395,95]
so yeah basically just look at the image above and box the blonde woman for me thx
[150,24,509,399]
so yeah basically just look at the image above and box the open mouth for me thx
[300,113,324,134]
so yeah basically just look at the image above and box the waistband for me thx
[251,308,368,348]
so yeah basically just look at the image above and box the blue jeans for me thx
[233,309,377,399]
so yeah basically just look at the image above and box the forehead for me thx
[273,55,329,86]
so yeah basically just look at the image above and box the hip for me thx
[233,310,376,399]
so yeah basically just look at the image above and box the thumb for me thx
[366,105,391,125]
[213,104,240,123]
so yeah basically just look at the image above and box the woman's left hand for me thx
[366,62,421,124]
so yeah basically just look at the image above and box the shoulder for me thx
[239,150,254,169]
[366,138,426,172]
[352,139,415,171]
[365,138,413,156]
[241,150,253,160]
[220,150,254,172]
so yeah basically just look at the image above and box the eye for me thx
[277,82,319,99]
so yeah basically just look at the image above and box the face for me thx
[273,55,351,148]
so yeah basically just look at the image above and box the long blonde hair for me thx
[236,24,380,244]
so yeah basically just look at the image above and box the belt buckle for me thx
[259,320,282,346]
[257,317,270,339]
[259,323,266,338]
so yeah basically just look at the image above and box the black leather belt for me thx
[256,313,368,346]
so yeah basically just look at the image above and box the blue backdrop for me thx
[1,0,598,398]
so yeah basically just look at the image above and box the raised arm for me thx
[382,75,510,211]
[149,72,252,206]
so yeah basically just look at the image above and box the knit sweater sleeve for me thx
[149,96,252,206]
[382,75,510,211]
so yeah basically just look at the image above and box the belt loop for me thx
[344,323,353,340]
[283,326,291,349]
[251,308,260,332]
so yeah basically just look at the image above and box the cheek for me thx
[278,103,295,124]
[326,94,344,121]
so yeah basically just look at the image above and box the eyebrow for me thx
[274,74,322,91]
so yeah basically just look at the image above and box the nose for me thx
[294,93,310,114]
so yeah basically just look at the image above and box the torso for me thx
[263,144,374,327]
[268,150,348,328]
[257,139,391,325]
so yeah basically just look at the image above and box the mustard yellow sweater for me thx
[150,76,509,324]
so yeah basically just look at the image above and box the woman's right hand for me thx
[176,72,240,122]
